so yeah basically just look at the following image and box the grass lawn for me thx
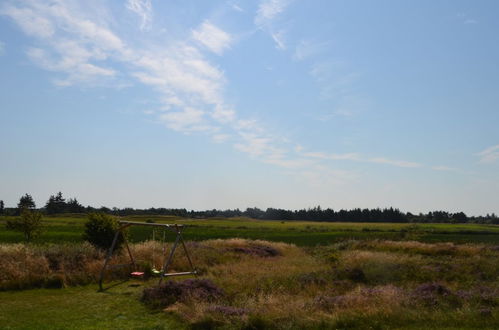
[0,282,183,330]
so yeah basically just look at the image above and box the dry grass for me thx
[1,239,498,328]
[351,239,488,256]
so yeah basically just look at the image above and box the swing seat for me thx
[130,271,145,277]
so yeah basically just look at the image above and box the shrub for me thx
[141,279,224,308]
[230,245,281,257]
[83,213,124,250]
[6,209,43,242]
[411,282,460,307]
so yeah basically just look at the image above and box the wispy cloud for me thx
[464,19,478,24]
[1,4,54,38]
[368,157,421,168]
[432,165,457,171]
[126,0,153,31]
[477,145,499,163]
[254,0,291,27]
[303,151,361,161]
[228,2,244,12]
[1,1,126,86]
[192,21,232,55]
[303,150,421,168]
[254,0,291,50]
[212,133,230,143]
[270,30,286,50]
[456,13,478,25]
[293,39,329,61]
[310,61,360,99]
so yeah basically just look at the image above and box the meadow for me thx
[1,215,498,245]
[0,215,498,329]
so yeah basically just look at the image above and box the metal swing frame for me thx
[98,220,197,291]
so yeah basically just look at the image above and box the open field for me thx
[1,215,498,245]
[1,216,498,329]
[1,238,498,329]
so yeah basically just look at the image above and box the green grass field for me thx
[0,283,184,330]
[1,215,498,329]
[1,215,498,245]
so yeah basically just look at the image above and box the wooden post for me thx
[159,230,182,285]
[98,227,122,291]
[177,225,196,274]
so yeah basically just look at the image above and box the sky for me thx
[1,0,498,215]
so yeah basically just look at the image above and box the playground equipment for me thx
[98,221,197,291]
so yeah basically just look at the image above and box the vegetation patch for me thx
[228,244,281,257]
[142,279,224,309]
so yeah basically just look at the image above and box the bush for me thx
[141,279,224,308]
[6,209,43,242]
[83,213,124,250]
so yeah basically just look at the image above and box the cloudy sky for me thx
[1,0,498,215]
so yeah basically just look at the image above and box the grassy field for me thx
[1,215,498,329]
[1,238,498,329]
[1,215,498,245]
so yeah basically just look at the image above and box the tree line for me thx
[0,193,498,224]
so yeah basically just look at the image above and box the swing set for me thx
[98,221,197,291]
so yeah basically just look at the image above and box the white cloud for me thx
[368,157,421,168]
[477,145,499,163]
[159,107,210,133]
[270,30,286,50]
[212,105,236,123]
[212,134,230,143]
[2,1,125,86]
[229,2,244,12]
[1,5,54,38]
[254,0,291,50]
[192,21,232,55]
[255,0,291,27]
[234,132,274,157]
[303,151,360,161]
[302,150,421,168]
[126,0,153,31]
[26,46,116,87]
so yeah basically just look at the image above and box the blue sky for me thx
[1,0,498,215]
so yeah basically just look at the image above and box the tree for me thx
[18,194,36,211]
[83,213,125,250]
[0,200,4,215]
[45,192,67,214]
[6,209,43,242]
[67,198,85,213]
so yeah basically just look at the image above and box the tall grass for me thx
[1,239,498,328]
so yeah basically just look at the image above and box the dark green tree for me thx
[0,200,4,214]
[83,213,124,250]
[45,192,67,214]
[18,194,36,211]
[67,198,85,213]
